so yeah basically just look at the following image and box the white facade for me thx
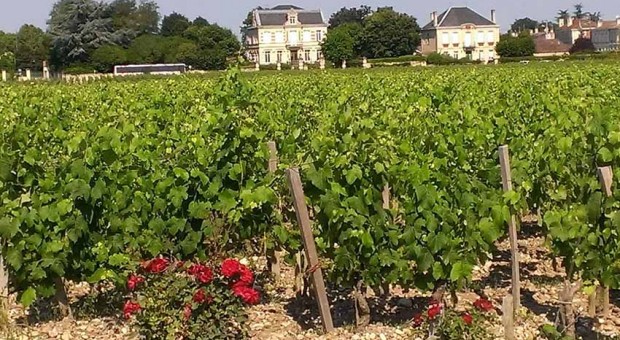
[244,7,327,65]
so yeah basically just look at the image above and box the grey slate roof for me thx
[271,5,303,10]
[256,6,325,26]
[422,7,495,30]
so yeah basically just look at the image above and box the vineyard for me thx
[1,62,620,339]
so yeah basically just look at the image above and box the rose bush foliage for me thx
[124,257,260,339]
[412,297,495,339]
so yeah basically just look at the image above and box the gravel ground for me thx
[4,226,620,339]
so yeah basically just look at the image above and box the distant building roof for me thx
[254,6,325,26]
[561,18,599,30]
[270,5,303,10]
[422,7,496,30]
[533,33,571,54]
[595,20,620,30]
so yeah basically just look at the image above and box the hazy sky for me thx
[0,0,618,34]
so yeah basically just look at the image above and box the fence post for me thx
[597,166,613,318]
[1,70,6,82]
[285,168,334,333]
[499,145,521,313]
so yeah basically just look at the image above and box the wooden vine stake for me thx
[502,295,516,340]
[266,141,283,279]
[498,145,521,313]
[596,166,612,318]
[0,253,8,329]
[285,168,334,333]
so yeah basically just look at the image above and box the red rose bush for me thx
[124,257,260,339]
[411,297,494,339]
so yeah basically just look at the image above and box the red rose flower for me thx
[193,289,207,303]
[412,313,424,327]
[183,303,192,320]
[232,285,260,305]
[123,300,141,319]
[188,264,214,284]
[238,266,254,285]
[473,298,494,312]
[221,258,241,278]
[427,303,442,320]
[127,274,145,291]
[462,312,473,325]
[143,258,170,273]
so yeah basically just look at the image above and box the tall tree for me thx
[91,44,127,72]
[161,12,190,37]
[573,3,585,19]
[321,24,356,65]
[126,34,187,64]
[183,23,240,69]
[48,0,120,67]
[587,11,602,22]
[361,7,420,58]
[15,25,51,70]
[495,32,535,57]
[108,0,160,37]
[511,18,539,33]
[193,17,209,27]
[0,31,16,54]
[328,6,372,28]
[557,10,570,20]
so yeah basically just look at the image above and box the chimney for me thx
[491,9,496,24]
[559,18,565,27]
[432,11,438,26]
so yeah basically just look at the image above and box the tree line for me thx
[320,6,421,65]
[0,0,240,73]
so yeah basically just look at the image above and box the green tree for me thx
[161,12,190,37]
[361,7,420,58]
[495,33,536,57]
[0,31,17,72]
[107,0,160,38]
[557,9,570,21]
[15,25,51,71]
[175,42,200,67]
[511,18,539,33]
[126,34,169,63]
[48,0,121,67]
[193,17,209,27]
[570,37,595,54]
[321,25,355,65]
[0,31,16,55]
[0,52,15,72]
[328,6,372,28]
[588,11,602,22]
[183,23,240,70]
[91,44,127,72]
[573,3,585,19]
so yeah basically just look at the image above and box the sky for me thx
[0,0,618,34]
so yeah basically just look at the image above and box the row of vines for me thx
[0,63,619,324]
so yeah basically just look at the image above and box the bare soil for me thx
[4,225,620,339]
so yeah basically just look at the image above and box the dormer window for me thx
[289,15,297,24]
